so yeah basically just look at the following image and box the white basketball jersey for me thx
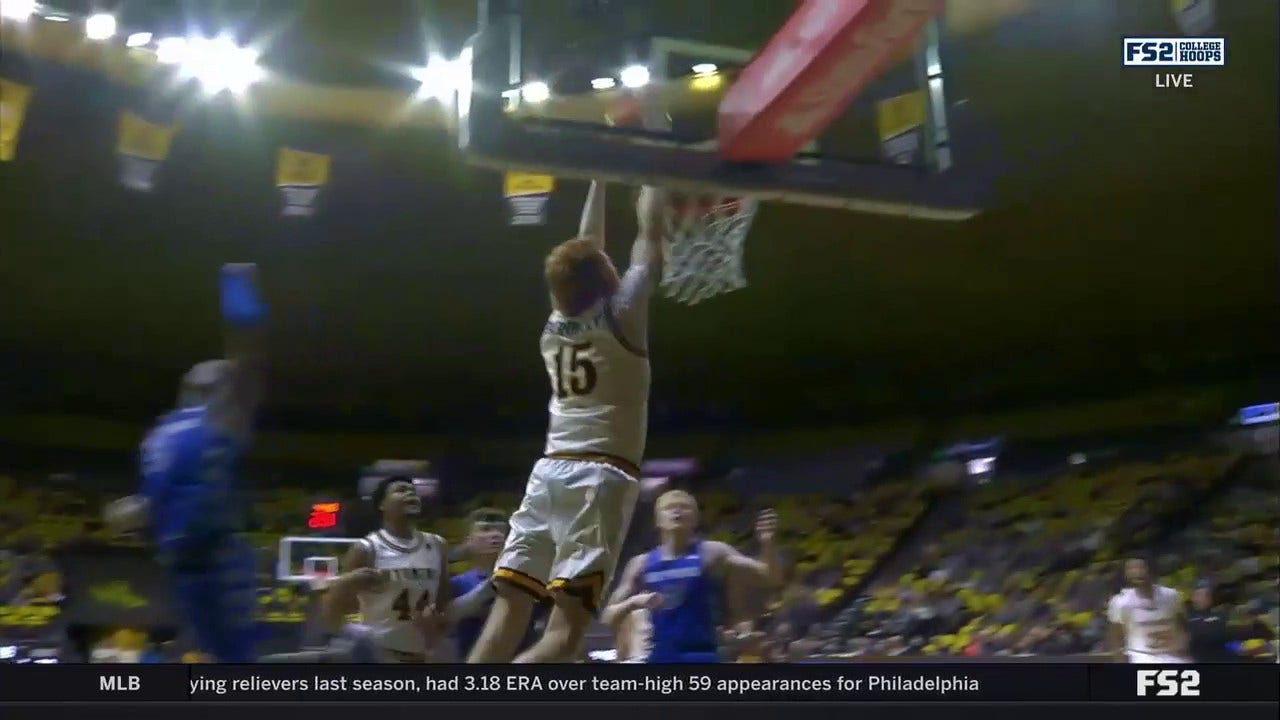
[356,529,445,655]
[541,300,650,467]
[1108,585,1185,657]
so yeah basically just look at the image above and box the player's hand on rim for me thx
[636,186,668,225]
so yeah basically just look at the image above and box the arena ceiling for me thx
[1,0,1276,435]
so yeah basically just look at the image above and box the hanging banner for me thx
[503,171,555,226]
[0,79,33,162]
[116,111,179,192]
[875,90,927,166]
[1171,0,1216,36]
[276,147,332,217]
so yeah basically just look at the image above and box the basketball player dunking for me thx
[1106,556,1190,663]
[317,476,451,662]
[466,181,666,663]
[104,264,267,662]
[602,490,783,663]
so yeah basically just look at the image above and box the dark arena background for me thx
[0,0,1276,716]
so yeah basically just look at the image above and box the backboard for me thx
[458,0,998,220]
[277,536,361,585]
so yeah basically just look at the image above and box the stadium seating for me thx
[0,444,1275,662]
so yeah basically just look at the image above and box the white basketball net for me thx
[660,195,759,305]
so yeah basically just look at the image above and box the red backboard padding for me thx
[717,0,944,163]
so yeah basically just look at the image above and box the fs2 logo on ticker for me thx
[1124,38,1225,67]
[1137,669,1201,697]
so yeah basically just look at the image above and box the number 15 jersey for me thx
[541,284,651,468]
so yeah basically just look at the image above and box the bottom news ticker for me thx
[0,663,1276,703]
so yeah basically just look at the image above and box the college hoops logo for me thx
[1137,669,1201,697]
[1123,37,1225,66]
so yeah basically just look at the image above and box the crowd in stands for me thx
[1,441,1276,663]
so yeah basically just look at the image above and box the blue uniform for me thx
[450,568,537,659]
[139,406,259,662]
[641,539,720,663]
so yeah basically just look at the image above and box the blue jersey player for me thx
[446,508,538,659]
[104,263,267,662]
[602,490,783,663]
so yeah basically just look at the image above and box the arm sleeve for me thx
[609,263,655,353]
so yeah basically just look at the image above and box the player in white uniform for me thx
[466,182,667,663]
[1106,556,1189,663]
[318,476,450,662]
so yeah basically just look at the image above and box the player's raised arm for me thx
[708,509,785,588]
[629,185,667,276]
[600,554,661,629]
[578,180,606,251]
[210,263,267,442]
[604,186,668,353]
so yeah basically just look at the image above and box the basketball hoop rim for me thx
[667,195,753,218]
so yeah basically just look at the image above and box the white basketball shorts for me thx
[493,457,639,613]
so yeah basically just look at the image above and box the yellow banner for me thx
[276,147,332,187]
[503,171,555,197]
[875,90,927,141]
[116,111,178,161]
[0,78,33,162]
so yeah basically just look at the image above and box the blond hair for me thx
[655,489,697,512]
[544,237,618,316]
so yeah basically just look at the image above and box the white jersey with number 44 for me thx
[1108,585,1187,662]
[356,529,446,655]
[541,299,650,468]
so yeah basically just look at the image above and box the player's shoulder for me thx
[418,530,447,549]
[1156,585,1183,603]
[358,531,384,554]
[151,407,204,439]
[698,539,732,559]
[626,552,650,571]
[1109,588,1133,606]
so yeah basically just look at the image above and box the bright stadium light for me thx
[619,64,650,89]
[691,63,717,75]
[1,0,37,21]
[84,13,116,41]
[520,80,551,104]
[413,52,471,103]
[179,37,264,95]
[126,32,152,48]
[155,37,187,64]
[591,77,616,90]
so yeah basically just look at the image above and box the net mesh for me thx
[660,195,759,305]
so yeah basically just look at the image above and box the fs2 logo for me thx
[1137,669,1201,697]
[1124,38,1225,67]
